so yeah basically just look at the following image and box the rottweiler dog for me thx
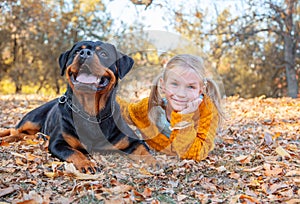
[0,41,152,173]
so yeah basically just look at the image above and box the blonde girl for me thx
[118,54,224,161]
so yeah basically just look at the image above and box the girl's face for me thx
[161,66,203,112]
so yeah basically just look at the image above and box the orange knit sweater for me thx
[117,95,219,161]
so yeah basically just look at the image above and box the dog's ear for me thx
[116,52,134,79]
[59,50,71,76]
[59,42,80,76]
[58,50,70,76]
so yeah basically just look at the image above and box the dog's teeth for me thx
[97,77,101,83]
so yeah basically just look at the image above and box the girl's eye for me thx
[188,85,196,89]
[171,82,178,86]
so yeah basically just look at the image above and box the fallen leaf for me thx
[264,163,283,176]
[25,153,41,161]
[64,163,103,180]
[239,194,260,203]
[143,187,152,197]
[11,151,26,159]
[0,187,16,197]
[235,154,252,164]
[229,194,260,204]
[285,199,300,204]
[139,167,153,176]
[243,166,263,172]
[44,172,58,178]
[25,139,39,145]
[285,170,300,176]
[132,190,145,202]
[177,194,188,202]
[264,131,273,145]
[266,183,288,194]
[229,172,240,180]
[216,165,227,172]
[0,140,10,146]
[275,146,291,158]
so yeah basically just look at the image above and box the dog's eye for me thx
[99,51,108,57]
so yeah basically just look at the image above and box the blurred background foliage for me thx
[0,0,299,98]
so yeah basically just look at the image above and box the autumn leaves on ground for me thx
[0,95,299,203]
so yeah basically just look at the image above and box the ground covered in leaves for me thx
[0,94,299,203]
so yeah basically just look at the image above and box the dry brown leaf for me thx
[11,152,26,159]
[275,146,291,158]
[285,199,300,204]
[25,153,41,161]
[239,194,260,203]
[15,200,39,204]
[216,165,227,172]
[64,163,103,180]
[243,166,263,172]
[0,140,10,146]
[15,157,26,165]
[132,190,145,202]
[264,163,283,176]
[0,187,16,197]
[229,172,240,180]
[229,194,260,204]
[266,183,288,194]
[44,172,58,178]
[103,184,133,195]
[285,170,300,176]
[294,178,300,184]
[177,194,188,202]
[139,167,153,176]
[143,187,152,197]
[25,139,39,145]
[235,154,252,163]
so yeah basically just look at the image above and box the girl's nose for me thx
[176,86,186,97]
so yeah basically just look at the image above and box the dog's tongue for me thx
[76,73,98,84]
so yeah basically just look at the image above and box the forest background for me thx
[0,0,299,99]
[0,1,299,203]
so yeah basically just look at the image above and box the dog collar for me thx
[58,95,115,123]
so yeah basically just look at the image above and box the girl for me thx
[118,54,224,161]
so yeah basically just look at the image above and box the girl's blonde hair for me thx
[148,54,224,125]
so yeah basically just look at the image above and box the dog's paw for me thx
[74,159,100,174]
[66,152,100,174]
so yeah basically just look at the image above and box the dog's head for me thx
[59,41,134,93]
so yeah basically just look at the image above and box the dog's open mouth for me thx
[70,66,110,91]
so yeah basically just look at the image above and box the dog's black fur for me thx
[0,41,152,173]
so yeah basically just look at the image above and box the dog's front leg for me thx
[49,133,99,174]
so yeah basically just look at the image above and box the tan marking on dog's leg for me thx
[18,121,41,135]
[0,122,40,142]
[62,133,86,150]
[113,137,130,150]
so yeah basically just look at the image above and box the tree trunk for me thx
[15,84,22,93]
[283,0,298,98]
[284,46,298,98]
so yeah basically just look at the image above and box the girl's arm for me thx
[117,96,150,127]
[170,96,219,161]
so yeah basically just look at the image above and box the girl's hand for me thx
[179,95,203,114]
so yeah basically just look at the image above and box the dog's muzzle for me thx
[69,49,112,92]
